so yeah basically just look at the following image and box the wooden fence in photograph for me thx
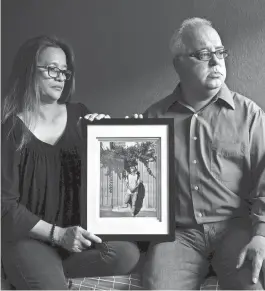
[100,160,158,210]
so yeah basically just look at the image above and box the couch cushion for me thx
[200,277,220,290]
[69,274,142,290]
[1,274,220,290]
[68,274,220,290]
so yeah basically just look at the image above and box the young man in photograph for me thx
[123,166,141,217]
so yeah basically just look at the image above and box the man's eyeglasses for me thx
[189,48,229,61]
[37,65,72,81]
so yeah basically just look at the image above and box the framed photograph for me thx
[80,118,175,241]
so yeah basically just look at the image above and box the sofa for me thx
[1,250,220,290]
[1,270,220,290]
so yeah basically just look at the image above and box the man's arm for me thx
[236,108,265,284]
[249,108,265,237]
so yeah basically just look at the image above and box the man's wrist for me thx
[53,226,63,246]
[252,222,265,238]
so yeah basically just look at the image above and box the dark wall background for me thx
[2,0,265,116]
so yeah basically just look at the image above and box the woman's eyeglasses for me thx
[37,65,72,81]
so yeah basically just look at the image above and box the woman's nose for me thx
[56,72,66,82]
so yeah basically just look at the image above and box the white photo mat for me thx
[86,124,169,235]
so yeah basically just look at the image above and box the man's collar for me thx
[166,82,235,112]
[216,83,235,110]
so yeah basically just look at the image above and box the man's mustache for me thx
[212,67,223,75]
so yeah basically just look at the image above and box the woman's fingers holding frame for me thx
[84,113,111,121]
[83,113,143,120]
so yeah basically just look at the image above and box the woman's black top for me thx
[1,103,89,243]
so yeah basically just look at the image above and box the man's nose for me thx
[209,53,220,66]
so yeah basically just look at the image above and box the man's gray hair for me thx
[169,17,213,58]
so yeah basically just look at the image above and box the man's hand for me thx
[125,114,143,119]
[84,113,111,121]
[55,226,102,252]
[236,235,265,284]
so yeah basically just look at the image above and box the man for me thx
[122,165,141,216]
[141,18,265,290]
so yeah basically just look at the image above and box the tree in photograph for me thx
[100,141,157,179]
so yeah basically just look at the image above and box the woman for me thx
[1,35,140,290]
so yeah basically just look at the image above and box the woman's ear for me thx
[173,57,179,71]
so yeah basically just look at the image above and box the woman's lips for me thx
[51,86,63,91]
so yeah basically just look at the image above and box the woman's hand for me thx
[125,114,143,119]
[77,113,111,137]
[84,113,111,121]
[55,226,102,252]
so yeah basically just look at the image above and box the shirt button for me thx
[194,113,198,118]
[194,186,199,191]
[193,137,197,140]
[193,160,197,164]
[198,212,203,217]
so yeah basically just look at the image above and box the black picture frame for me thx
[80,118,175,242]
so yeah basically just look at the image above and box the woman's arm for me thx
[29,221,102,252]
[1,122,41,243]
[2,119,101,250]
[1,122,59,244]
[29,220,59,243]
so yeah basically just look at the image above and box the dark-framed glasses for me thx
[37,65,72,80]
[189,48,229,61]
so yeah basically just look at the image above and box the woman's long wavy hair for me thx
[2,35,76,150]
